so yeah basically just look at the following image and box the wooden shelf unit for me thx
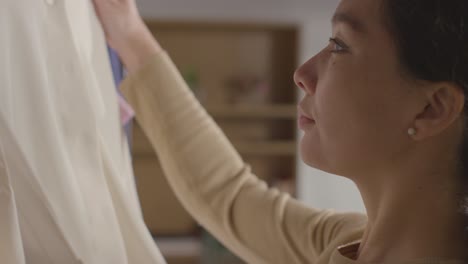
[131,21,299,242]
[234,140,296,156]
[206,104,297,119]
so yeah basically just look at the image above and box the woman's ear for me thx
[411,83,465,140]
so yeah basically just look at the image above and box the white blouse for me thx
[0,1,165,263]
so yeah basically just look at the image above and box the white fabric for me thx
[0,1,165,263]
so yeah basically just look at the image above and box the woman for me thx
[93,0,468,263]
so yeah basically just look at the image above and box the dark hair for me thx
[381,0,468,212]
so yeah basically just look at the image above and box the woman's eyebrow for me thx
[332,12,368,34]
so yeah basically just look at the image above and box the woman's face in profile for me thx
[295,0,423,178]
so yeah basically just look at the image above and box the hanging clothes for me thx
[0,1,165,263]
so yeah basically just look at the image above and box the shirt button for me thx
[45,0,55,5]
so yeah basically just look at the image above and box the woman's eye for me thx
[329,38,348,53]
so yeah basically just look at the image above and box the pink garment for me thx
[118,94,135,126]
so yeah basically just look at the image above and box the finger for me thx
[90,0,102,18]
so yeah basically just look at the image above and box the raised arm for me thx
[92,1,367,263]
[119,51,366,263]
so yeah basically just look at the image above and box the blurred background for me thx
[128,0,365,263]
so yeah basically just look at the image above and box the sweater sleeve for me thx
[121,51,367,264]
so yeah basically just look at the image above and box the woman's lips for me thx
[298,114,315,129]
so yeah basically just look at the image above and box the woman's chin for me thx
[300,147,327,171]
[299,147,345,177]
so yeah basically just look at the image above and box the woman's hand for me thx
[92,0,162,72]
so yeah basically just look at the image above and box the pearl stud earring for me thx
[408,128,416,136]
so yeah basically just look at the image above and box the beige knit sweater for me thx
[121,51,466,264]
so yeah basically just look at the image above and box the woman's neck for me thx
[355,156,468,263]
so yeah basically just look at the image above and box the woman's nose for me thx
[294,57,318,95]
[293,69,306,91]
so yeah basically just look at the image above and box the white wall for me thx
[138,0,333,23]
[137,0,365,213]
